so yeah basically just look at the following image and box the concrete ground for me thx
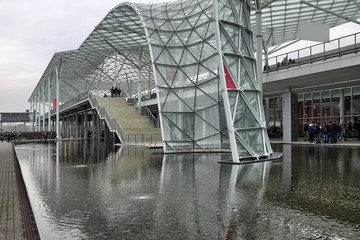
[0,142,23,240]
[270,137,360,146]
[0,142,39,240]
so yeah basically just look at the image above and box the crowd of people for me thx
[303,120,359,144]
[0,132,21,143]
[109,87,121,97]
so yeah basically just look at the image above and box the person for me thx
[308,121,315,143]
[0,133,3,143]
[110,86,115,97]
[117,88,121,97]
[329,121,337,143]
[114,87,118,97]
[348,121,353,140]
[304,121,309,141]
[339,122,346,141]
[322,122,329,143]
[17,132,21,142]
[315,122,321,144]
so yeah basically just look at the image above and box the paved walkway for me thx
[0,142,39,240]
[270,137,360,146]
[0,142,22,240]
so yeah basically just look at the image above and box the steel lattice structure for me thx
[29,0,360,162]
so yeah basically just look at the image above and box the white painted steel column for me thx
[213,0,239,162]
[37,94,40,131]
[137,82,142,115]
[340,88,344,124]
[56,68,60,139]
[265,98,270,129]
[42,85,46,131]
[282,88,298,143]
[30,102,33,132]
[48,77,51,131]
[256,8,263,95]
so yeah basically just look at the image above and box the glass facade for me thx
[265,86,360,135]
[138,0,273,160]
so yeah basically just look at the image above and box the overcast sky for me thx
[0,0,175,112]
[1,0,360,112]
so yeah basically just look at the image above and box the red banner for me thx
[53,98,57,109]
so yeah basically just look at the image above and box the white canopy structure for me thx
[29,0,360,162]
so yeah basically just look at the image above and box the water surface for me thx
[15,141,360,239]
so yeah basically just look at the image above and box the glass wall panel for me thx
[313,99,321,118]
[330,98,340,117]
[322,99,330,121]
[322,91,330,99]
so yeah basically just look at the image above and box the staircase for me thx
[91,97,162,147]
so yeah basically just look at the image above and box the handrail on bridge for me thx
[263,32,360,74]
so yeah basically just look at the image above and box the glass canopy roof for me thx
[29,0,360,103]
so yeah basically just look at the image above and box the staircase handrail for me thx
[88,96,124,142]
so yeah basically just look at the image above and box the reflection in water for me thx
[15,142,360,239]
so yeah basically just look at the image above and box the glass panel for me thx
[313,99,321,118]
[352,95,360,115]
[353,86,360,96]
[244,91,259,115]
[298,101,304,119]
[331,89,340,98]
[162,112,194,141]
[304,93,312,101]
[322,99,330,120]
[235,138,251,158]
[322,91,330,99]
[313,92,321,100]
[344,97,351,116]
[233,96,260,129]
[304,99,312,118]
[194,114,219,141]
[344,88,351,97]
[195,135,222,149]
[298,93,304,102]
[330,98,340,117]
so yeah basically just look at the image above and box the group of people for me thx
[41,131,57,142]
[0,132,21,143]
[109,87,121,98]
[304,121,359,144]
[263,56,297,72]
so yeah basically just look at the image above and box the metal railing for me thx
[141,107,159,128]
[264,32,360,74]
[123,133,161,147]
[88,96,124,142]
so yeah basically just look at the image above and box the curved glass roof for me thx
[29,0,360,103]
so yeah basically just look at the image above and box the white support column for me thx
[30,101,33,132]
[137,82,142,115]
[138,52,142,115]
[75,113,78,138]
[340,88,345,124]
[265,98,270,129]
[283,88,298,143]
[37,94,40,131]
[256,8,263,95]
[56,65,60,139]
[48,77,51,132]
[42,85,46,132]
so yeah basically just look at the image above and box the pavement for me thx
[0,142,39,240]
[270,137,360,146]
[0,142,23,240]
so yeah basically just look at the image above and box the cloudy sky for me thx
[0,0,176,112]
[1,0,360,112]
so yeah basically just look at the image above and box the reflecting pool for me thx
[15,141,360,239]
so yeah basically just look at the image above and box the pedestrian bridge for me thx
[263,32,360,97]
